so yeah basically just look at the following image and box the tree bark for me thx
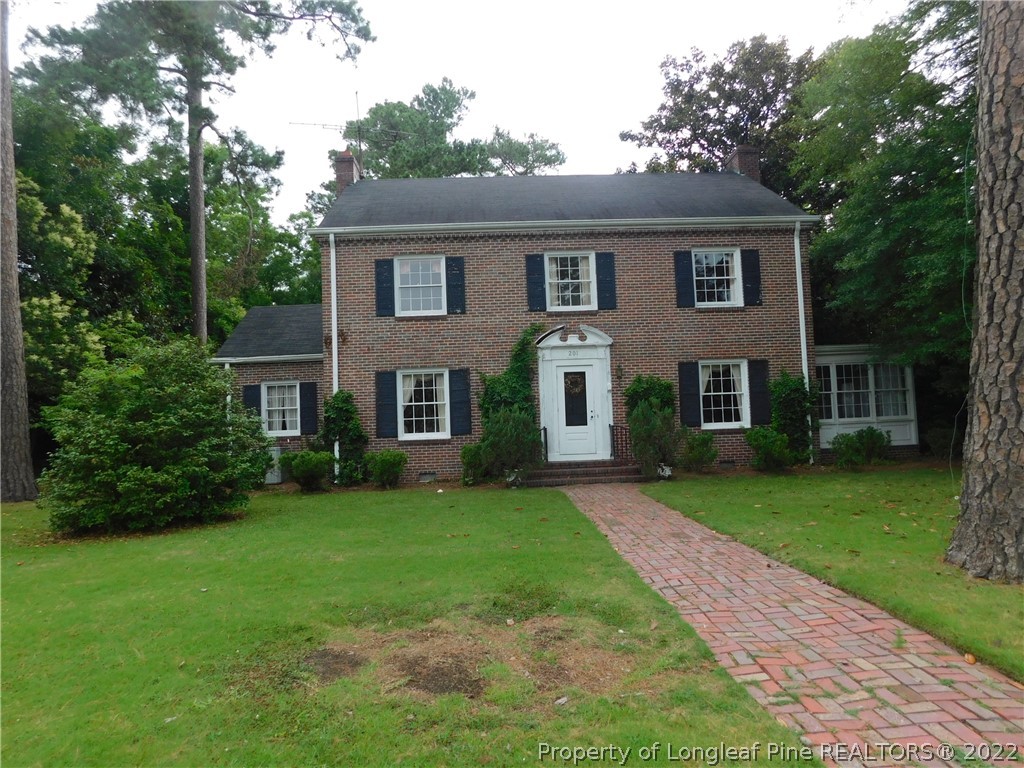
[1,0,39,501]
[186,63,207,345]
[946,1,1023,582]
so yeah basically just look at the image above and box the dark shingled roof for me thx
[213,304,322,360]
[316,172,811,230]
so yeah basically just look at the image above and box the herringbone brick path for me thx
[565,484,1024,767]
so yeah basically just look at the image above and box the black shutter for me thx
[299,382,318,435]
[375,259,395,317]
[242,384,261,413]
[596,252,617,310]
[749,359,771,425]
[449,368,472,436]
[375,371,398,438]
[741,249,763,306]
[674,250,695,308]
[446,256,466,315]
[526,254,546,311]
[679,362,701,427]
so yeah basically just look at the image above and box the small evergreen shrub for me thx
[745,426,792,472]
[366,449,408,489]
[481,406,543,480]
[317,390,368,486]
[41,339,271,534]
[769,371,818,463]
[831,427,892,469]
[678,427,718,472]
[624,375,676,417]
[279,451,335,492]
[460,443,487,486]
[628,400,683,478]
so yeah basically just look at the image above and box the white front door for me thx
[556,364,598,457]
[537,325,613,462]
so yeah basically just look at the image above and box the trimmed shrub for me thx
[745,426,792,472]
[769,371,818,463]
[317,390,368,486]
[624,375,676,417]
[831,427,892,469]
[41,339,271,534]
[628,400,683,478]
[366,449,408,489]
[481,406,543,481]
[279,451,335,492]
[678,427,718,472]
[460,443,487,486]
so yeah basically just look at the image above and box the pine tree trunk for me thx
[187,65,207,345]
[1,0,39,501]
[946,2,1024,582]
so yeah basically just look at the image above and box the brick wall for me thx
[226,360,325,452]
[318,226,816,482]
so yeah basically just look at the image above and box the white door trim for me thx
[537,325,613,462]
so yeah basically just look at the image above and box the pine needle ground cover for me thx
[2,488,813,767]
[644,467,1024,680]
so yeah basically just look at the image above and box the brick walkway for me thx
[564,484,1024,767]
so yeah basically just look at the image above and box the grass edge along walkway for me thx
[565,483,1024,766]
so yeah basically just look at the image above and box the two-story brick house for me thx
[294,148,818,479]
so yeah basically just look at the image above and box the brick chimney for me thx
[724,145,761,184]
[334,150,361,195]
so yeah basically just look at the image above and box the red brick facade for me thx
[317,225,815,481]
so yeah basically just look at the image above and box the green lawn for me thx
[2,487,814,767]
[644,465,1024,680]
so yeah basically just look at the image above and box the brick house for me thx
[215,147,850,481]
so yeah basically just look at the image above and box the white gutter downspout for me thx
[224,362,231,414]
[793,221,813,463]
[329,233,341,467]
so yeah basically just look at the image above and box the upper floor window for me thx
[693,249,742,307]
[263,381,300,436]
[395,256,446,316]
[547,252,597,311]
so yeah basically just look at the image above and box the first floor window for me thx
[400,370,449,439]
[815,365,833,420]
[835,363,871,419]
[700,360,748,428]
[693,249,741,306]
[547,252,596,310]
[817,362,911,421]
[264,382,299,435]
[874,364,909,416]
[396,256,445,316]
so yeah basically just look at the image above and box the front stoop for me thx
[525,460,644,487]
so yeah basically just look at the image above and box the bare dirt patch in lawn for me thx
[303,616,659,704]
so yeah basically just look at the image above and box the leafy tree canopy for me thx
[343,78,565,178]
[619,35,816,205]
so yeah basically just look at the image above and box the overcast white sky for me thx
[7,0,907,224]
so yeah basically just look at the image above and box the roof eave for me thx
[210,353,323,364]
[309,214,821,238]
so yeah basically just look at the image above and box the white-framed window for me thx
[693,248,742,307]
[546,252,597,311]
[817,362,910,421]
[699,360,750,429]
[395,256,446,316]
[263,382,300,436]
[398,369,449,440]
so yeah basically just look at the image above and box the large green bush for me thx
[624,375,676,417]
[482,406,543,481]
[366,449,408,489]
[769,371,818,463]
[317,389,368,486]
[41,340,271,533]
[279,451,335,492]
[628,400,683,478]
[678,427,718,472]
[745,426,792,472]
[830,427,892,469]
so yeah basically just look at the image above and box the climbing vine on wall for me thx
[478,323,546,423]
